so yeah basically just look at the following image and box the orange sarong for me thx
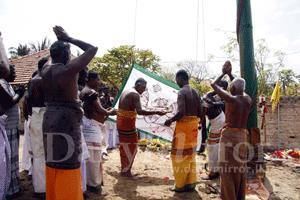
[171,116,198,192]
[117,109,138,173]
[46,166,83,200]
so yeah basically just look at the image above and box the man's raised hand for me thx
[53,26,70,42]
[222,60,232,75]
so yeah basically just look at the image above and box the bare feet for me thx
[121,171,140,180]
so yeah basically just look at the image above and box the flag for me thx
[108,63,180,142]
[271,80,280,113]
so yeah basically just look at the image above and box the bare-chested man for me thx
[200,80,228,181]
[164,70,202,192]
[211,61,252,200]
[117,78,165,179]
[80,70,116,195]
[27,57,48,198]
[41,26,97,200]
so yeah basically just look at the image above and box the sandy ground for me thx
[15,134,300,200]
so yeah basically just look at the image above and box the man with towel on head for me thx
[41,26,97,200]
[164,70,202,192]
[211,61,251,200]
[80,70,117,196]
[117,78,166,180]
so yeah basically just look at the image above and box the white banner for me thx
[109,64,180,142]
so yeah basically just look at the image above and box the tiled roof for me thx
[10,49,50,85]
[10,49,76,85]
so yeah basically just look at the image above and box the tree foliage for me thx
[177,60,210,85]
[158,66,176,84]
[29,36,52,53]
[219,37,291,96]
[278,69,296,95]
[189,78,211,96]
[90,45,161,88]
[8,44,31,58]
[8,36,51,59]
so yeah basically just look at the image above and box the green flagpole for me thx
[237,0,258,132]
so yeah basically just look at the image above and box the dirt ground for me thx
[15,135,300,200]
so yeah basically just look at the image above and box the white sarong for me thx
[82,116,104,189]
[80,127,90,193]
[108,122,119,149]
[0,115,11,199]
[30,107,46,193]
[82,116,105,150]
[22,118,32,175]
[206,112,225,175]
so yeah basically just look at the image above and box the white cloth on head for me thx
[0,114,11,199]
[30,107,46,193]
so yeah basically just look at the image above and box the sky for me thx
[1,0,300,78]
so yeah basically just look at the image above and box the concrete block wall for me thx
[257,96,300,151]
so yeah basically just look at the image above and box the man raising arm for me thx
[41,26,97,200]
[211,61,251,200]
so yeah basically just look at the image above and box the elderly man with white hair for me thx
[211,61,252,200]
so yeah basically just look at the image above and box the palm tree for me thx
[8,44,31,59]
[29,36,52,53]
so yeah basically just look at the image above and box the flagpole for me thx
[278,103,280,150]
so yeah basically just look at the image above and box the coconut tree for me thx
[29,36,52,53]
[8,44,31,59]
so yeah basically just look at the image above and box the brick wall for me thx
[257,96,300,151]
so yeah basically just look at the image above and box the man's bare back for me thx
[42,62,80,102]
[224,94,251,129]
[164,70,202,126]
[28,75,45,107]
[42,26,98,103]
[179,85,201,116]
[211,61,252,129]
[80,86,106,123]
[118,88,139,111]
